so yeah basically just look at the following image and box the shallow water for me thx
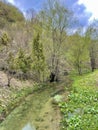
[0,87,55,130]
[22,123,36,130]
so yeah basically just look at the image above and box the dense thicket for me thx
[0,0,98,85]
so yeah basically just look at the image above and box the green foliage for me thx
[59,71,98,130]
[7,52,16,70]
[15,48,32,73]
[32,33,46,81]
[40,0,70,79]
[0,32,10,46]
[85,26,98,72]
[67,32,89,75]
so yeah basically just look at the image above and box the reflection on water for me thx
[22,123,36,130]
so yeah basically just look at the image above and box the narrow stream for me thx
[0,87,55,130]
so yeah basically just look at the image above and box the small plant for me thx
[52,95,63,104]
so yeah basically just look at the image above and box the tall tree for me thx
[85,24,98,72]
[15,48,31,73]
[32,33,45,82]
[67,32,89,75]
[40,0,71,81]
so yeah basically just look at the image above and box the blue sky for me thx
[6,0,98,26]
[6,0,44,12]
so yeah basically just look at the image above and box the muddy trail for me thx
[0,83,69,130]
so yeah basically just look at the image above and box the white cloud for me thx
[7,0,15,4]
[78,0,98,21]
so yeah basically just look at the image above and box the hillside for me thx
[0,1,24,28]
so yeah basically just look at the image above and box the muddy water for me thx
[0,86,59,130]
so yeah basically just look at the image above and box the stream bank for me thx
[0,83,69,130]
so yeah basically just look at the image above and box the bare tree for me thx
[40,0,71,81]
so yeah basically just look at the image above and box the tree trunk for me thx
[77,64,82,75]
[55,58,59,82]
[90,57,96,72]
[89,47,96,72]
[7,75,12,87]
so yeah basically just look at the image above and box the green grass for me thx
[59,70,98,130]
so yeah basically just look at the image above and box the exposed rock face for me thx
[0,71,31,88]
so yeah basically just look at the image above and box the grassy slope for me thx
[60,70,98,130]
